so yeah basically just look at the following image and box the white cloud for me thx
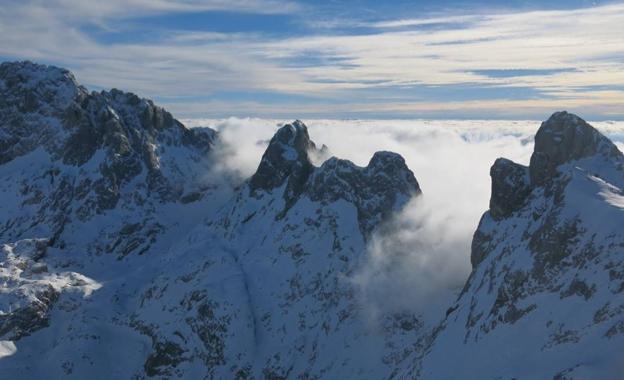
[370,14,483,29]
[22,0,300,21]
[263,3,624,89]
[1,2,623,117]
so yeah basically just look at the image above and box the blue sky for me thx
[1,0,623,119]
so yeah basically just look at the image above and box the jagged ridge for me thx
[247,120,421,235]
[0,61,217,254]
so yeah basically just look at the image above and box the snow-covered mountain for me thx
[0,61,221,376]
[394,111,624,379]
[0,62,424,378]
[128,119,424,378]
[1,61,623,379]
[0,61,218,254]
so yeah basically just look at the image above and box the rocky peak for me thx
[488,158,531,221]
[1,61,216,169]
[473,158,531,266]
[475,112,624,269]
[432,113,624,378]
[529,111,622,186]
[249,120,316,197]
[245,121,421,235]
[485,111,622,225]
[0,61,85,165]
[308,151,421,235]
[368,151,414,180]
[0,61,218,255]
[0,61,85,111]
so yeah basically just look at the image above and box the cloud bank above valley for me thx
[186,117,624,321]
[1,1,623,119]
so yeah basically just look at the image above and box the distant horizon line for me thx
[180,116,624,123]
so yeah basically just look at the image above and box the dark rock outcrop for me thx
[308,151,421,235]
[0,286,59,341]
[529,111,621,186]
[489,158,531,220]
[248,120,421,235]
[412,112,624,379]
[250,120,316,202]
[474,111,622,268]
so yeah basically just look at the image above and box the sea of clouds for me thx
[184,117,624,323]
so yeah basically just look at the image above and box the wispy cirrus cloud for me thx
[263,3,624,87]
[0,1,623,119]
[16,0,301,21]
[369,14,483,29]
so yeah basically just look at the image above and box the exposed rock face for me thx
[529,111,621,186]
[308,151,421,235]
[488,158,531,220]
[250,120,315,192]
[249,121,421,234]
[402,112,624,379]
[475,111,623,266]
[247,121,421,234]
[250,120,318,210]
[0,61,217,257]
[0,62,79,165]
[0,239,100,342]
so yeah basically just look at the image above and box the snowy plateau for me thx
[0,61,623,379]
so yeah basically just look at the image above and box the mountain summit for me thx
[0,61,217,255]
[529,110,621,185]
[400,112,624,379]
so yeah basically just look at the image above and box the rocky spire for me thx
[529,111,621,186]
[247,121,421,234]
[488,158,531,221]
[249,120,316,198]
[0,60,85,111]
